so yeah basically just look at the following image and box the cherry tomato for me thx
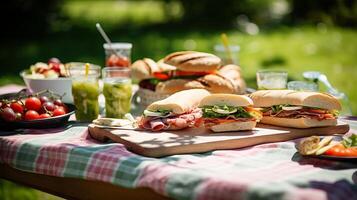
[43,102,55,111]
[25,97,42,111]
[25,110,40,120]
[53,108,66,116]
[106,54,130,67]
[57,105,68,113]
[324,144,357,157]
[50,63,61,73]
[10,102,24,113]
[39,113,51,119]
[39,96,50,104]
[1,107,17,122]
[48,57,61,64]
[53,99,63,106]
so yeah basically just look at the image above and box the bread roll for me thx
[249,90,341,110]
[164,51,221,72]
[198,74,236,93]
[211,121,257,132]
[147,89,210,114]
[131,58,160,80]
[217,64,246,94]
[199,94,253,107]
[155,79,192,94]
[157,59,177,71]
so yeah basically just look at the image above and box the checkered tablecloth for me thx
[1,125,357,200]
[0,85,357,200]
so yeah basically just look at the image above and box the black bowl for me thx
[0,103,75,130]
[0,92,76,130]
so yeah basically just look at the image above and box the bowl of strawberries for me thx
[0,90,75,130]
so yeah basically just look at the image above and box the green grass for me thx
[1,1,357,199]
[0,180,63,200]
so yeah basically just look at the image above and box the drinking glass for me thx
[214,44,240,65]
[68,63,101,122]
[287,81,318,91]
[102,67,132,118]
[256,70,288,90]
[103,43,132,67]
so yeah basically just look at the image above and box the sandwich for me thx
[199,94,262,132]
[138,89,210,131]
[249,90,341,128]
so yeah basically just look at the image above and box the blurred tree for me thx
[289,0,357,27]
[1,0,63,38]
[170,0,273,27]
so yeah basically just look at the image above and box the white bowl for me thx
[20,71,73,103]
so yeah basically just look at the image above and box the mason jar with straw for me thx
[69,63,101,122]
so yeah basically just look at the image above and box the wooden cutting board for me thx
[88,122,349,157]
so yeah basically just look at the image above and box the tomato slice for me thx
[323,113,335,119]
[307,109,326,114]
[153,72,170,80]
[324,144,357,157]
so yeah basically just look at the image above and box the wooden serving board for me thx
[88,122,349,157]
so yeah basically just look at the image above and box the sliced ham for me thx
[149,119,167,131]
[138,108,203,131]
[263,108,336,121]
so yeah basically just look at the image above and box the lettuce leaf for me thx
[202,105,251,118]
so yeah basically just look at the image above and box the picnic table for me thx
[1,85,357,200]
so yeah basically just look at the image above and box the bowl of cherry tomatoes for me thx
[0,90,75,130]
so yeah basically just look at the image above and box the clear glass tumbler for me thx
[287,81,318,91]
[256,70,288,90]
[68,63,101,122]
[102,67,132,118]
[103,43,132,67]
[214,44,240,65]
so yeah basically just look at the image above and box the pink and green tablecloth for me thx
[0,85,356,200]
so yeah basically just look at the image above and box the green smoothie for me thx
[103,79,132,118]
[72,81,100,121]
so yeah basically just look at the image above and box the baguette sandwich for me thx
[138,89,210,131]
[199,94,262,132]
[249,90,341,128]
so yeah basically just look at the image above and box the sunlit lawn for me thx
[1,1,357,199]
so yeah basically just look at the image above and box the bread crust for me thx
[260,116,337,128]
[131,58,160,80]
[210,121,256,132]
[217,65,246,94]
[198,74,236,93]
[249,90,341,110]
[199,94,253,107]
[147,89,210,114]
[155,79,193,94]
[164,51,221,72]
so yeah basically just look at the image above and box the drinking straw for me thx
[85,63,89,77]
[220,33,233,64]
[96,23,121,57]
